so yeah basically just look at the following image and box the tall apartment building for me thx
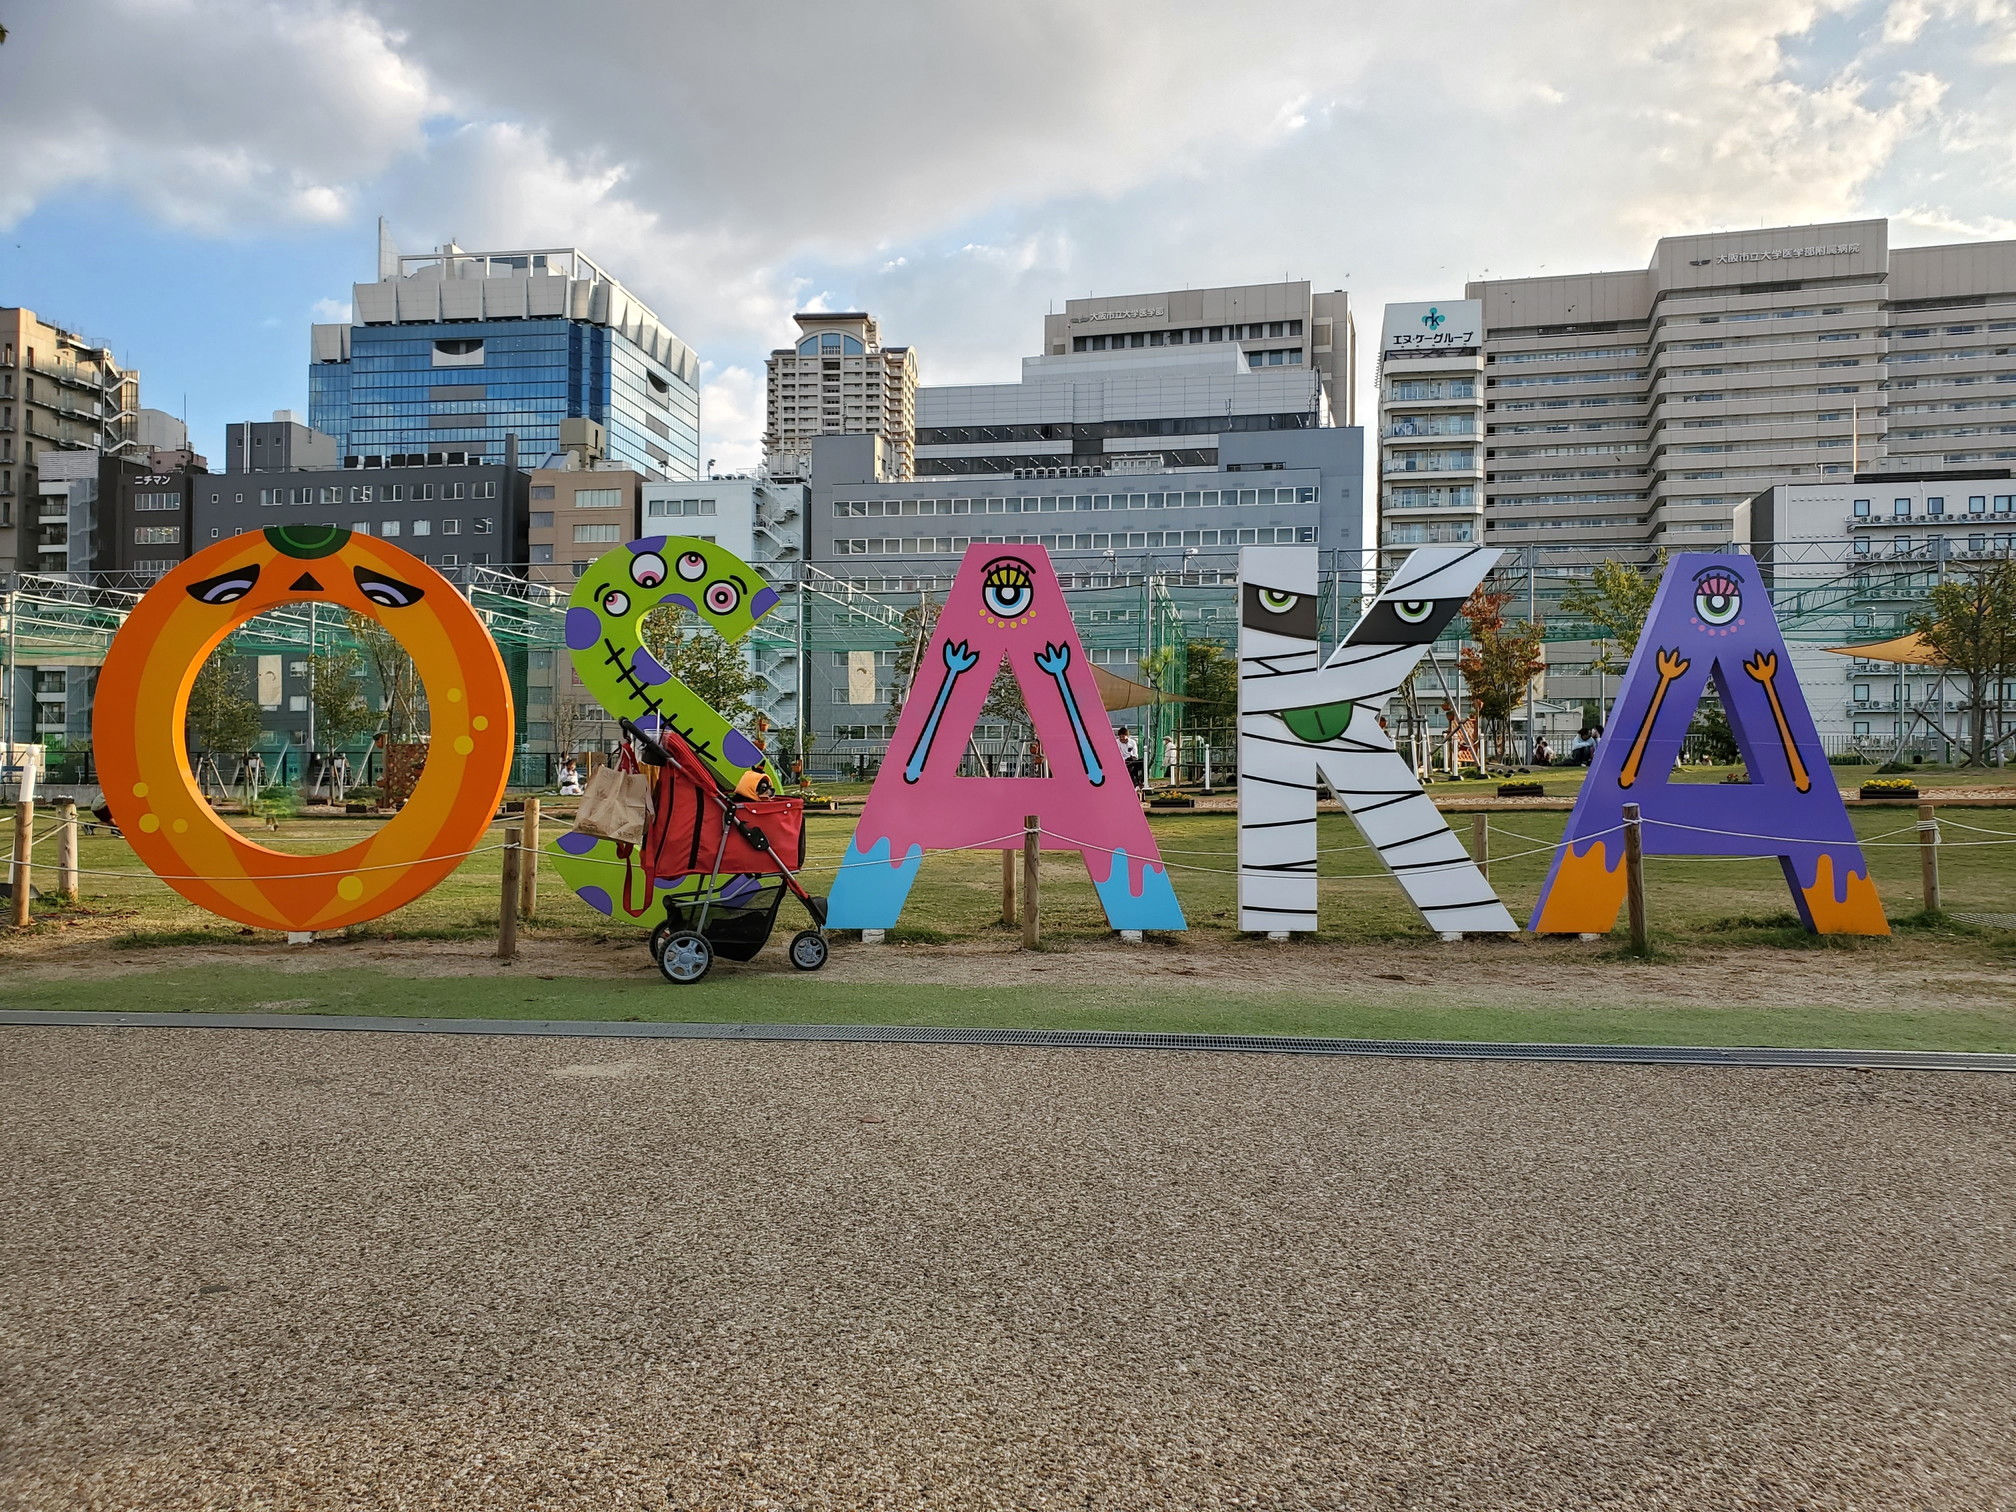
[763,312,917,481]
[310,221,700,480]
[1375,300,1486,566]
[916,280,1353,479]
[1382,220,2016,558]
[0,306,141,573]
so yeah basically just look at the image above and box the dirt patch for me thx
[7,929,2011,1012]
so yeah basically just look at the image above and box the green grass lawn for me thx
[9,961,2016,1054]
[7,788,2014,949]
[5,785,2013,1052]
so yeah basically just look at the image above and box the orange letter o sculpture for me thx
[93,525,514,932]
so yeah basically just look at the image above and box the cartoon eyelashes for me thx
[981,559,1035,623]
[1693,568,1742,626]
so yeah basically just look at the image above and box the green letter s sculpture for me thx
[549,535,781,922]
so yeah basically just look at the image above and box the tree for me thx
[1456,588,1544,762]
[1180,640,1238,736]
[1560,554,1665,677]
[639,603,765,728]
[184,644,264,762]
[1907,559,2016,767]
[347,610,425,740]
[307,646,375,756]
[883,597,940,727]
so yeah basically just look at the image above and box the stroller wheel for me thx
[648,919,675,962]
[787,929,829,972]
[658,930,714,985]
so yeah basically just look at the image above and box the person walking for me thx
[1117,726,1144,792]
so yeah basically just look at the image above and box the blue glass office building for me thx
[309,241,700,480]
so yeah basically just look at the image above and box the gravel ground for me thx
[3,1029,2013,1511]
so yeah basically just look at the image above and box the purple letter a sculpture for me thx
[1531,553,1888,935]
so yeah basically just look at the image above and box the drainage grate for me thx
[3,1010,2012,1075]
[1950,913,2016,929]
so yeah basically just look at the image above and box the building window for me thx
[530,511,553,529]
[531,543,555,564]
[380,520,401,537]
[531,485,556,500]
[411,519,431,536]
[1893,498,1911,516]
[1852,499,1870,517]
[573,488,621,508]
[441,519,461,535]
[645,497,717,518]
[573,523,622,544]
[133,492,180,511]
[472,517,492,535]
[133,525,181,544]
[1969,496,1987,514]
[1927,496,1945,516]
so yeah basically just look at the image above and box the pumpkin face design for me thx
[93,525,514,932]
[551,536,783,923]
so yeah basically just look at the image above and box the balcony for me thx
[1381,523,1477,546]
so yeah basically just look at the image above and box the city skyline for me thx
[3,1,2015,474]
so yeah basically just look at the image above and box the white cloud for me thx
[0,0,434,232]
[311,298,353,323]
[697,365,766,477]
[8,0,2016,465]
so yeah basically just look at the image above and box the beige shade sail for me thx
[1823,632,1945,667]
[1092,665,1194,711]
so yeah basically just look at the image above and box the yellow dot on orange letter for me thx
[453,736,474,756]
[171,818,188,834]
[336,875,365,901]
[472,715,489,731]
[138,814,160,833]
[131,782,149,799]
[447,688,464,703]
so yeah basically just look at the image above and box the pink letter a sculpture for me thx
[827,544,1186,932]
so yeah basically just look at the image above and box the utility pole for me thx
[1525,546,1539,764]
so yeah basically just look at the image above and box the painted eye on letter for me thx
[630,551,667,588]
[676,550,708,581]
[186,565,261,605]
[1393,600,1433,623]
[1693,569,1741,625]
[704,580,742,616]
[981,558,1035,620]
[601,589,631,618]
[353,567,427,608]
[1258,588,1300,614]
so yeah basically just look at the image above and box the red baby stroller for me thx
[621,718,830,984]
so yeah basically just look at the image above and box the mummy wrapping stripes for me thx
[1236,545,1518,936]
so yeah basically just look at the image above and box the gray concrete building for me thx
[915,281,1354,480]
[1381,220,2016,560]
[806,427,1362,765]
[224,411,340,473]
[193,458,530,574]
[1752,469,2016,751]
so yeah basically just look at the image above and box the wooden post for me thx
[518,796,540,919]
[498,827,521,960]
[56,799,78,903]
[1622,801,1647,954]
[1021,813,1040,950]
[1001,847,1017,927]
[1471,812,1489,882]
[10,801,31,929]
[1918,801,1941,914]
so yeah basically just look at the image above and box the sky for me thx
[2,0,2014,472]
